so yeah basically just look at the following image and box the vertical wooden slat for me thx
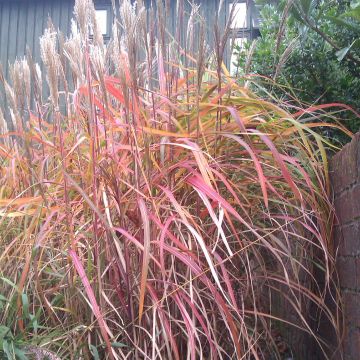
[33,1,45,63]
[16,1,28,59]
[0,3,7,111]
[0,1,5,107]
[0,1,10,78]
[51,0,62,30]
[7,2,20,75]
[42,0,52,32]
[25,0,36,57]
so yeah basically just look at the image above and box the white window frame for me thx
[227,1,260,73]
[93,5,112,40]
[229,2,248,30]
[95,9,108,36]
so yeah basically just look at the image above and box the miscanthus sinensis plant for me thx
[0,0,352,358]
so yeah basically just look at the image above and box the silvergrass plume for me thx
[64,20,85,86]
[0,108,9,148]
[274,37,298,80]
[74,0,91,39]
[39,29,61,109]
[245,38,258,75]
[275,0,294,56]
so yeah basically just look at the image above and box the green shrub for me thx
[233,0,360,143]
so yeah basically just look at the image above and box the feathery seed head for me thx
[40,29,61,109]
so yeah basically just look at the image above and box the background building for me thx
[0,0,260,80]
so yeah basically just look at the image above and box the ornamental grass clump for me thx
[0,0,350,358]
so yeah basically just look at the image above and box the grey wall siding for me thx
[0,1,74,123]
[0,0,76,116]
[0,1,75,77]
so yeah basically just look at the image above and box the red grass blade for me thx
[69,250,115,360]
[138,198,151,323]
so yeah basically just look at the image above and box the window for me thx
[228,1,260,74]
[230,3,247,29]
[95,10,108,36]
[91,7,111,40]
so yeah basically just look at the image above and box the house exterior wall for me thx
[0,1,74,78]
[0,0,259,81]
[0,0,227,78]
[0,0,229,109]
[0,0,260,122]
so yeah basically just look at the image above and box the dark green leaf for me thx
[111,342,127,348]
[0,326,12,340]
[336,45,353,61]
[2,339,13,359]
[89,345,100,360]
[327,15,360,32]
[14,347,28,360]
[21,294,29,320]
[342,6,360,21]
[336,39,360,61]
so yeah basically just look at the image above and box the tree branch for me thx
[303,15,360,67]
